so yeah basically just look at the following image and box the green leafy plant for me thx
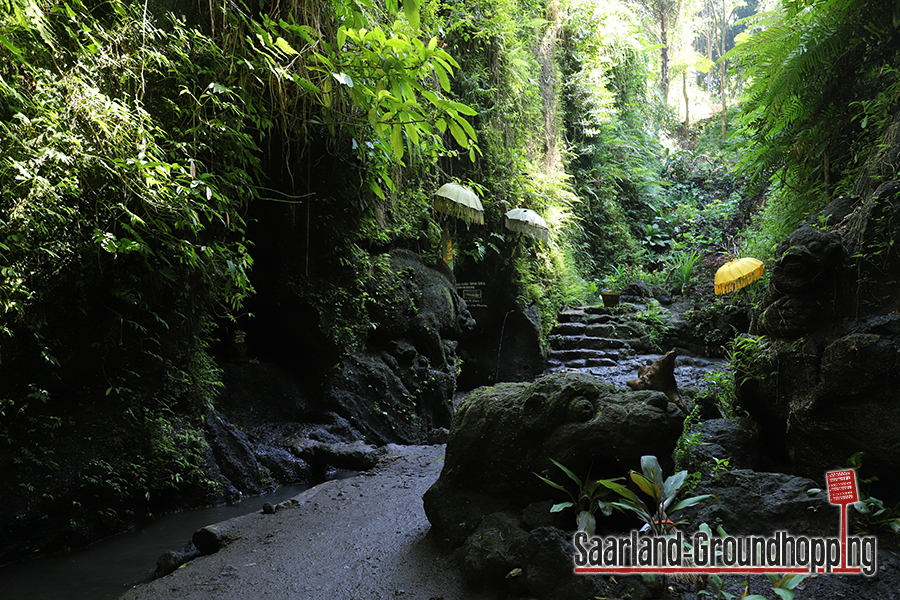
[698,573,739,600]
[692,522,807,599]
[534,459,617,537]
[710,456,731,478]
[844,452,900,535]
[601,264,633,292]
[742,573,807,600]
[634,299,669,351]
[697,365,739,419]
[728,335,773,386]
[665,249,702,295]
[598,455,711,535]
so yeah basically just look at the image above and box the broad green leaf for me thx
[448,120,468,148]
[369,180,385,200]
[598,480,640,504]
[404,122,420,145]
[274,36,298,55]
[609,500,653,524]
[670,495,711,512]
[775,574,806,589]
[384,38,409,52]
[550,501,573,512]
[641,456,664,488]
[403,0,420,29]
[549,459,583,488]
[454,113,477,140]
[630,472,661,500]
[663,470,688,504]
[449,101,477,116]
[577,510,596,536]
[390,124,404,161]
[433,62,451,92]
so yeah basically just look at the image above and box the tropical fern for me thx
[732,0,900,261]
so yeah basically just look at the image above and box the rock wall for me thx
[321,249,476,444]
[741,183,900,498]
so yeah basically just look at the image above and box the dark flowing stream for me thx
[0,471,356,600]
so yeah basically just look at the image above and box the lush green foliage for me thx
[733,0,900,263]
[0,0,485,531]
[562,0,664,281]
[535,459,617,537]
[598,454,711,535]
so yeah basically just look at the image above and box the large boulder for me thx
[435,372,683,499]
[423,373,688,600]
[424,372,684,548]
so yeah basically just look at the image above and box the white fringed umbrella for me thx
[433,183,484,224]
[504,208,549,243]
[433,183,484,265]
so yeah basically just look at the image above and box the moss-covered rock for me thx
[321,249,476,444]
[436,372,683,500]
[424,371,684,551]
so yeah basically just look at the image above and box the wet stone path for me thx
[545,303,723,392]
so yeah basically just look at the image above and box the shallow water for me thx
[548,353,723,391]
[0,471,356,600]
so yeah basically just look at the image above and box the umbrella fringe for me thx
[505,218,549,243]
[714,266,764,294]
[433,197,485,225]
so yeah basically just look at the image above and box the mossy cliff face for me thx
[321,249,476,444]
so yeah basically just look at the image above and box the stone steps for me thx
[546,304,648,373]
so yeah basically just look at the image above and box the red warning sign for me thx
[826,469,858,505]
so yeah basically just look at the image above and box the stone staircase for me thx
[546,305,651,372]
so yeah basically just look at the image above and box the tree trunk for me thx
[683,70,690,127]
[720,0,727,138]
[660,7,670,104]
[707,18,714,93]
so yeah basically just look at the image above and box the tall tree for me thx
[631,0,686,103]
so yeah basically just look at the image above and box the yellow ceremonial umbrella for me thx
[433,183,484,265]
[714,257,764,294]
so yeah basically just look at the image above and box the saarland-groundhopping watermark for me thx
[572,469,878,577]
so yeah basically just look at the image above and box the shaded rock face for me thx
[676,418,763,473]
[496,309,545,383]
[423,372,684,548]
[423,371,688,599]
[323,249,475,444]
[679,470,831,538]
[753,222,847,339]
[741,187,900,498]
